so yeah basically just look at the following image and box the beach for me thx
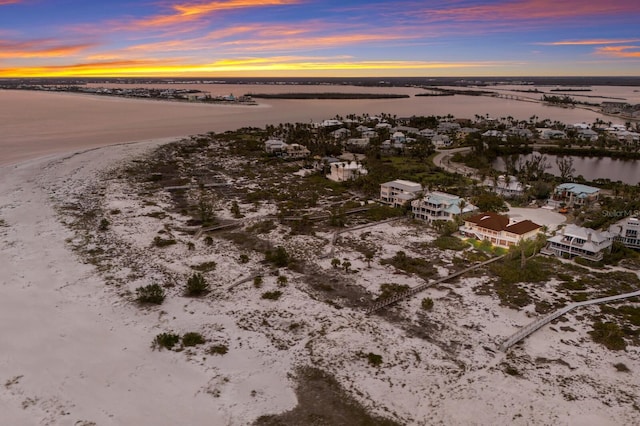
[1,90,639,425]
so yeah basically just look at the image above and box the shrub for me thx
[277,276,288,287]
[433,236,469,251]
[204,236,213,246]
[262,290,282,300]
[590,321,626,350]
[135,284,166,305]
[152,332,180,350]
[98,218,110,231]
[184,273,209,296]
[207,344,229,355]
[265,246,290,267]
[153,236,177,247]
[239,254,249,263]
[366,352,383,367]
[614,362,630,372]
[331,258,341,269]
[421,297,434,311]
[253,276,263,288]
[182,332,206,347]
[191,261,216,272]
[377,283,410,301]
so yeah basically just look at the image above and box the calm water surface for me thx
[0,84,634,165]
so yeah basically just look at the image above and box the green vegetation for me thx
[381,251,436,280]
[153,236,177,247]
[366,352,383,367]
[207,344,229,355]
[239,254,249,264]
[590,321,626,350]
[98,218,110,231]
[152,332,180,350]
[265,246,290,268]
[433,236,469,251]
[421,298,434,311]
[277,276,288,287]
[135,284,166,305]
[184,273,209,296]
[261,290,283,300]
[182,332,206,347]
[253,276,263,288]
[377,283,410,301]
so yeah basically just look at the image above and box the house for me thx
[507,127,534,139]
[437,122,461,133]
[264,139,286,154]
[392,126,419,135]
[419,128,436,138]
[539,128,567,140]
[375,122,392,129]
[609,216,640,250]
[391,131,406,144]
[326,161,368,182]
[550,183,600,207]
[576,128,598,142]
[432,134,451,148]
[459,212,542,248]
[542,224,613,261]
[484,175,527,198]
[282,143,310,159]
[330,128,350,139]
[321,119,343,127]
[346,138,370,149]
[412,191,477,222]
[361,130,378,139]
[380,179,423,207]
[481,129,504,139]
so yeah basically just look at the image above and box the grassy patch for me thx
[135,284,166,305]
[377,283,410,301]
[191,261,217,272]
[433,236,469,251]
[381,251,436,280]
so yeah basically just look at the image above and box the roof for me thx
[465,212,509,232]
[555,183,599,195]
[505,220,541,235]
[382,179,422,192]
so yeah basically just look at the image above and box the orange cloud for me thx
[423,0,640,22]
[0,39,95,58]
[0,0,22,5]
[133,0,301,28]
[594,45,640,58]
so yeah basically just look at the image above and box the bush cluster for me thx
[135,284,166,305]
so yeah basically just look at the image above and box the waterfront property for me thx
[326,161,368,182]
[459,212,542,248]
[549,183,600,208]
[542,224,613,261]
[609,216,640,249]
[380,179,422,207]
[412,191,477,222]
[264,139,310,159]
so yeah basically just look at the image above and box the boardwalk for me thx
[500,289,640,351]
[367,255,505,314]
[321,216,405,259]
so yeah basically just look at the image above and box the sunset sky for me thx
[1,0,639,77]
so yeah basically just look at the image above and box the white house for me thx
[380,179,423,207]
[346,138,370,149]
[609,216,640,250]
[432,134,451,148]
[412,191,477,222]
[330,128,350,139]
[282,143,310,159]
[539,128,567,140]
[542,224,613,261]
[484,175,527,198]
[321,119,343,127]
[326,161,368,182]
[459,212,542,248]
[264,139,286,154]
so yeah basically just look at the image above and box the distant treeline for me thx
[247,92,410,99]
[537,146,640,160]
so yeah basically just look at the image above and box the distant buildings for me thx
[459,212,542,248]
[264,139,310,159]
[380,180,422,207]
[412,191,477,222]
[609,216,640,250]
[542,224,613,261]
[326,161,368,182]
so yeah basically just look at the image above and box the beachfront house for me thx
[459,212,542,248]
[539,128,567,140]
[380,179,422,207]
[542,224,613,261]
[326,161,367,182]
[549,183,600,208]
[264,139,286,154]
[609,216,640,250]
[412,191,477,222]
[282,143,311,159]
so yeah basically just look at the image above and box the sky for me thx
[0,0,639,78]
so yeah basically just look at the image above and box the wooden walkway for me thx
[321,216,405,259]
[366,255,506,314]
[499,289,640,351]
